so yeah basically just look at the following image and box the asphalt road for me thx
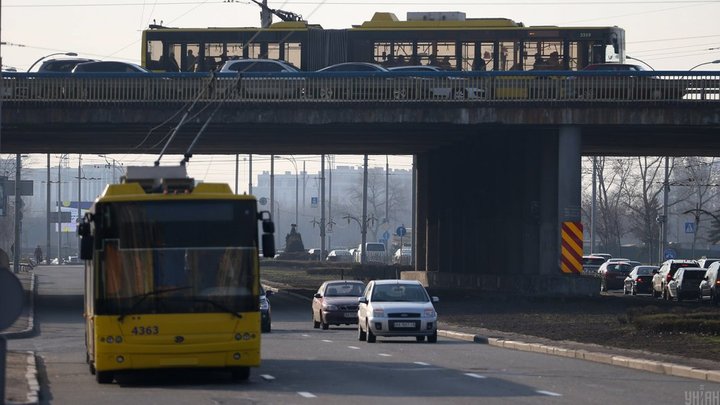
[8,265,720,404]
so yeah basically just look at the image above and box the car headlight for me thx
[424,308,436,317]
[372,308,384,317]
[323,304,338,311]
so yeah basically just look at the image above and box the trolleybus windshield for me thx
[94,200,260,316]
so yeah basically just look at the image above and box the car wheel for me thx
[230,367,251,381]
[313,311,320,329]
[427,330,438,343]
[95,370,113,384]
[262,319,271,333]
[623,285,629,295]
[357,323,366,341]
[366,322,376,343]
[451,88,467,100]
[632,285,637,296]
[600,279,607,292]
[416,336,425,342]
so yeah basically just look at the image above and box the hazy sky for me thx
[2,0,720,72]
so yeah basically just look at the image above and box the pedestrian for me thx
[35,245,43,264]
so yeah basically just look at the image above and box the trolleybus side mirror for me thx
[78,218,93,261]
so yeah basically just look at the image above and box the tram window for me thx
[499,41,520,71]
[283,42,302,68]
[164,44,181,72]
[266,43,281,60]
[146,40,164,70]
[226,43,244,60]
[524,41,563,71]
[605,44,619,62]
[567,42,580,70]
[434,42,456,70]
[183,44,200,72]
[247,43,263,58]
[462,42,494,71]
[200,43,225,72]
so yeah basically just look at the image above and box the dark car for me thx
[598,261,636,292]
[652,259,699,299]
[667,267,706,301]
[700,262,720,304]
[219,59,304,99]
[623,265,658,295]
[312,62,413,100]
[260,285,273,333]
[38,58,99,73]
[388,65,484,99]
[312,280,365,329]
[575,63,685,100]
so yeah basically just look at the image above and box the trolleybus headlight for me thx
[233,353,241,360]
[107,336,114,343]
[243,333,251,340]
[235,333,242,341]
[115,336,123,344]
[116,355,125,363]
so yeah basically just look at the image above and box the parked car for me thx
[666,267,706,301]
[358,279,439,343]
[623,265,658,295]
[582,255,607,274]
[326,249,353,263]
[697,257,720,269]
[354,242,387,264]
[387,65,484,99]
[311,62,413,99]
[219,59,304,99]
[312,280,365,329]
[307,248,328,261]
[700,262,720,304]
[652,259,700,299]
[598,261,636,292]
[260,285,273,333]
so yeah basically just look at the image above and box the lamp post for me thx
[98,154,123,183]
[689,60,720,71]
[27,52,78,72]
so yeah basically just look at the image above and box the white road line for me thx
[298,392,317,398]
[413,361,431,366]
[464,373,487,379]
[537,390,563,397]
[321,339,333,343]
[347,346,361,350]
[378,353,392,357]
[301,334,310,337]
[260,374,275,381]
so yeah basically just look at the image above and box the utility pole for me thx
[46,154,51,264]
[361,155,368,264]
[661,157,669,263]
[385,155,389,223]
[13,154,21,273]
[591,157,596,254]
[248,154,253,195]
[320,154,326,259]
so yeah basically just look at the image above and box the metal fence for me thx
[2,71,718,103]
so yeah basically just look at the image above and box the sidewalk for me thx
[2,271,39,405]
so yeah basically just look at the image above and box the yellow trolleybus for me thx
[78,165,275,384]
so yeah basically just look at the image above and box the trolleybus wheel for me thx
[96,371,113,384]
[231,367,251,381]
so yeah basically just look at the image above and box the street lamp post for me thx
[27,52,78,72]
[626,55,655,70]
[689,60,720,71]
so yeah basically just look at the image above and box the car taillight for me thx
[716,280,720,286]
[637,278,643,283]
[666,274,672,282]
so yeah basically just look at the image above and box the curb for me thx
[2,272,36,339]
[437,330,720,383]
[5,351,39,405]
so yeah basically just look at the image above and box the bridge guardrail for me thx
[2,71,718,103]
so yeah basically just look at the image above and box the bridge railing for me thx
[2,71,718,103]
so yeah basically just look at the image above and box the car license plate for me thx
[393,322,415,328]
[343,312,357,318]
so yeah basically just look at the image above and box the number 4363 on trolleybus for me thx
[78,165,275,384]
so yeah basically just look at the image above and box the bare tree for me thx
[674,157,720,254]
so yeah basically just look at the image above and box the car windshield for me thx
[636,267,655,275]
[325,283,364,297]
[372,284,429,302]
[683,270,706,280]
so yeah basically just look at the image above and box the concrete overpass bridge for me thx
[2,71,719,295]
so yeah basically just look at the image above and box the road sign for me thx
[396,225,407,237]
[685,222,696,234]
[664,248,677,260]
[382,230,390,241]
[259,197,268,206]
[311,197,318,208]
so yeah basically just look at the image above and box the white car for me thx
[357,279,438,343]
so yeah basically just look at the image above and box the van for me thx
[354,242,387,264]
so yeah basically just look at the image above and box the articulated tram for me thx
[142,11,625,73]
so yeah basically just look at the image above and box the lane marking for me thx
[464,373,487,379]
[321,339,333,343]
[301,334,310,337]
[537,390,562,397]
[260,374,275,381]
[347,346,361,350]
[298,392,317,398]
[378,353,392,357]
[414,362,431,366]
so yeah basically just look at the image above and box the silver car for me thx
[357,279,438,343]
